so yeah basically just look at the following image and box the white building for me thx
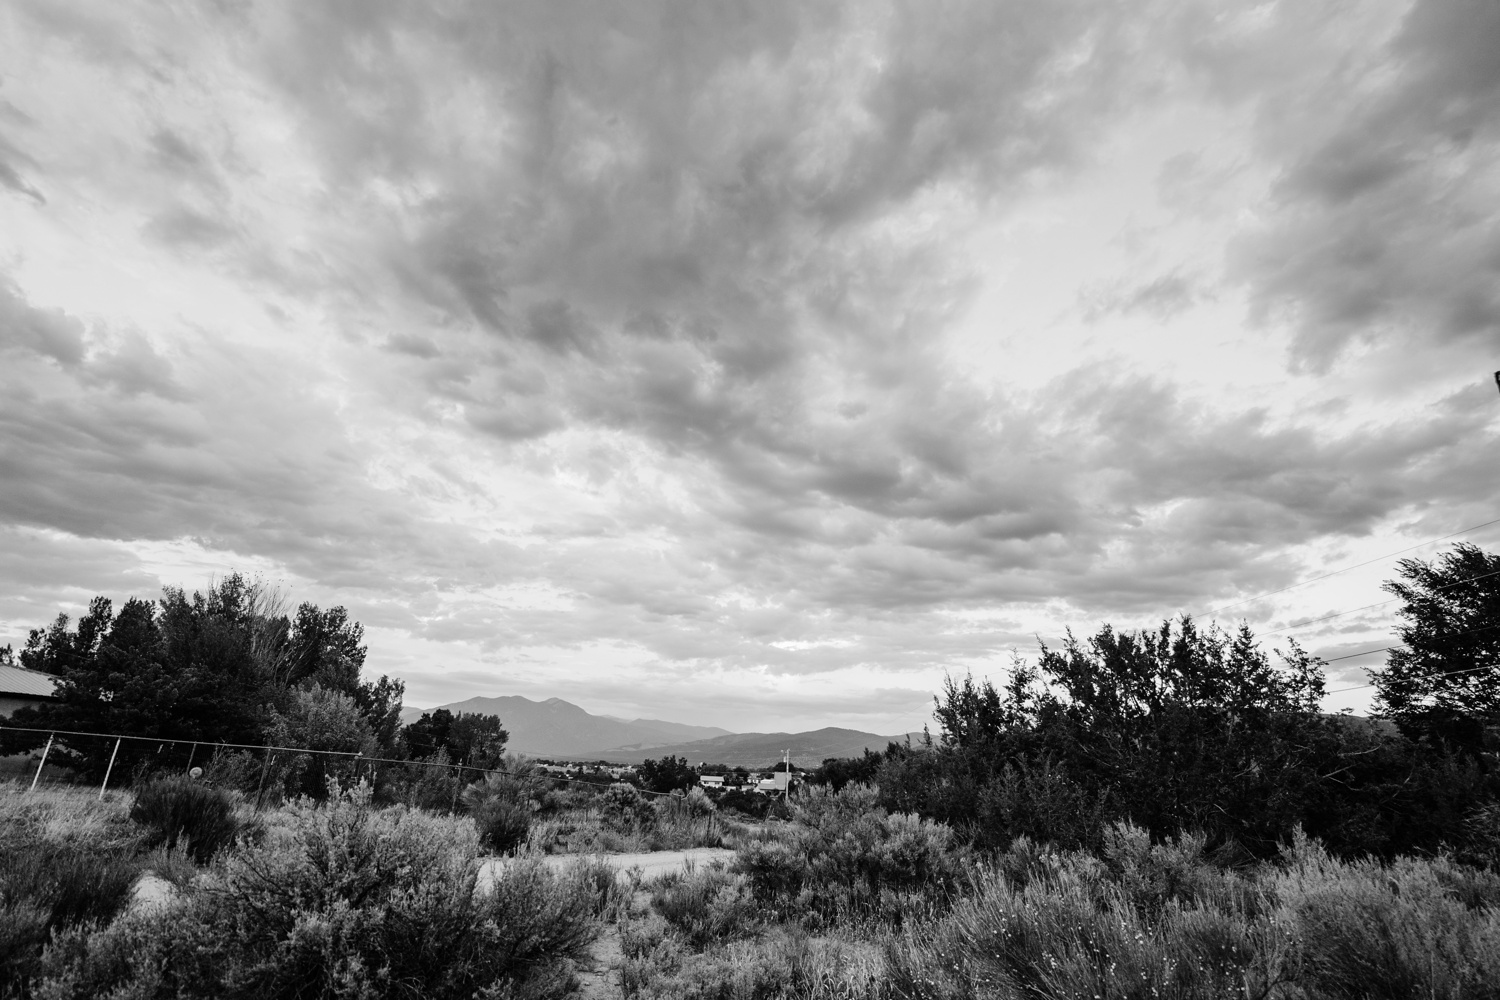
[698,774,724,789]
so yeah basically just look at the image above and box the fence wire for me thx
[0,722,710,805]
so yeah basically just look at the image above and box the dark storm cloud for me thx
[1230,0,1500,368]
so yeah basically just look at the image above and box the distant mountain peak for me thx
[417,694,734,757]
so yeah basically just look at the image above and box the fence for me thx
[0,722,688,808]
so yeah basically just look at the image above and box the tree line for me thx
[0,574,507,795]
[808,543,1500,861]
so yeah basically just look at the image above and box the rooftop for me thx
[0,665,60,699]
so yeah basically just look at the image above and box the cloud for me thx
[1228,0,1500,369]
[2,0,1497,730]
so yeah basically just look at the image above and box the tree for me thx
[638,755,697,793]
[1374,542,1500,751]
[446,713,509,769]
[4,577,402,780]
[400,710,508,768]
[886,618,1345,855]
[402,709,454,760]
[266,684,379,798]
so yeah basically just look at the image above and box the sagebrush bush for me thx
[128,775,240,863]
[621,924,885,1000]
[886,825,1500,1000]
[37,785,600,1000]
[601,782,658,833]
[0,839,142,997]
[462,771,535,855]
[1275,831,1500,1000]
[649,862,760,949]
[735,784,963,928]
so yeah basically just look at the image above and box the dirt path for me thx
[480,848,737,998]
[478,846,736,888]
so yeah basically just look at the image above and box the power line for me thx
[1259,566,1500,639]
[1196,515,1500,619]
[1324,660,1499,696]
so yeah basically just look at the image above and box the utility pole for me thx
[783,749,790,805]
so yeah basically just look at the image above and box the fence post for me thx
[185,741,198,774]
[451,764,463,812]
[99,737,122,800]
[254,750,274,811]
[29,733,54,792]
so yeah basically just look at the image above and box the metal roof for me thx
[0,664,60,699]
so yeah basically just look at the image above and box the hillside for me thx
[400,695,732,757]
[561,726,916,768]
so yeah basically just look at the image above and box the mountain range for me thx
[400,695,731,757]
[400,694,918,766]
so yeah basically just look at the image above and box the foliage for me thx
[639,755,698,794]
[263,684,378,798]
[128,775,241,863]
[806,749,888,792]
[649,862,760,949]
[620,922,885,1000]
[35,785,598,1000]
[1374,542,1500,752]
[0,838,142,997]
[600,782,659,833]
[887,825,1500,1000]
[402,709,509,768]
[735,784,963,929]
[4,576,405,779]
[876,618,1487,858]
[710,787,771,819]
[462,769,536,855]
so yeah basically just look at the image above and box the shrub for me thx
[462,773,536,855]
[886,854,1294,1000]
[734,784,964,929]
[0,839,142,996]
[715,788,771,819]
[621,925,885,1000]
[36,786,600,1000]
[1274,832,1500,1000]
[649,862,759,949]
[129,775,240,863]
[600,782,658,834]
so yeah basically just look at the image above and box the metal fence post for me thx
[29,733,54,792]
[99,737,122,800]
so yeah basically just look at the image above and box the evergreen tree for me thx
[1374,542,1500,751]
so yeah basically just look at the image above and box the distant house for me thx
[756,772,791,793]
[0,664,59,719]
[698,774,724,789]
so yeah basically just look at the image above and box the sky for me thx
[1,0,1498,736]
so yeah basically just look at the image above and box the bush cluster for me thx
[887,824,1500,1000]
[34,783,601,1000]
[461,769,536,854]
[734,784,963,929]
